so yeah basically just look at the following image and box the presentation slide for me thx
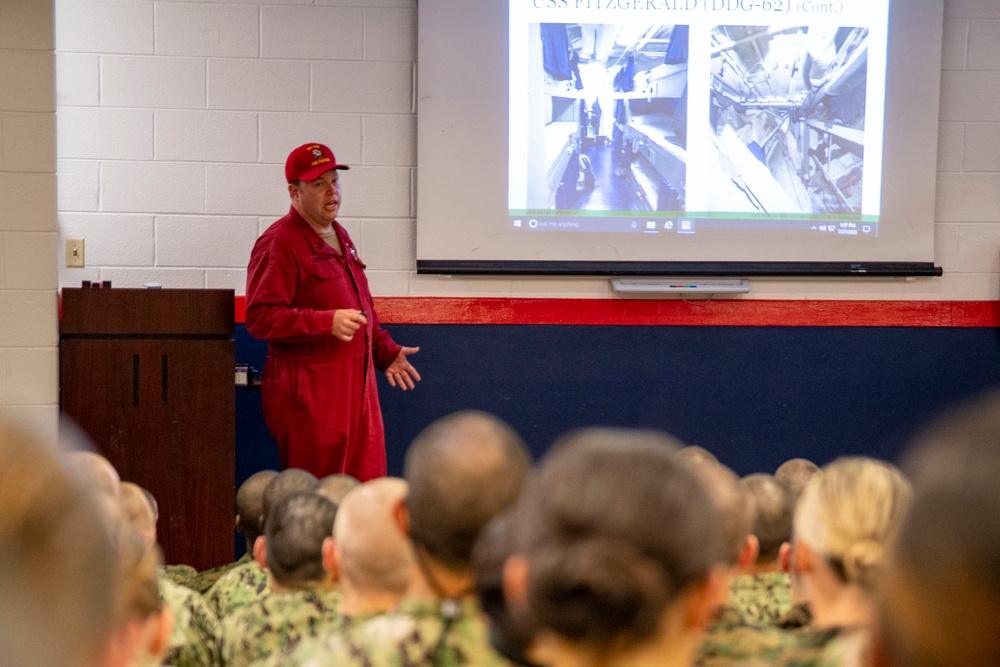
[509,1,886,239]
[416,0,943,275]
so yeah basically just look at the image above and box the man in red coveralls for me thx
[245,143,420,481]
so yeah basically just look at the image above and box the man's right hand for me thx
[332,309,368,341]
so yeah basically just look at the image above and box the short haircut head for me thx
[404,410,531,569]
[794,457,911,592]
[876,390,1000,667]
[317,474,360,506]
[676,445,719,466]
[114,527,163,624]
[513,428,723,649]
[0,421,118,667]
[741,473,794,562]
[237,470,278,540]
[66,450,120,499]
[119,482,156,544]
[775,458,820,502]
[680,457,755,565]
[266,492,338,586]
[334,478,413,595]
[262,468,319,526]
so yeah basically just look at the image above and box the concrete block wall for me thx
[54,0,1000,300]
[0,0,59,433]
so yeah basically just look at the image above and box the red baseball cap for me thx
[285,143,350,183]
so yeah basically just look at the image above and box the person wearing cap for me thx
[245,143,420,482]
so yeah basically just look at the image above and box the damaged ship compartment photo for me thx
[527,22,689,214]
[709,25,869,216]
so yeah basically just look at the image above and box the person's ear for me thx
[739,534,759,569]
[253,536,268,570]
[502,555,530,609]
[288,183,298,200]
[149,607,174,659]
[393,498,411,538]
[235,514,242,531]
[778,542,792,573]
[322,536,340,583]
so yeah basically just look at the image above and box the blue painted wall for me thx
[236,323,1000,486]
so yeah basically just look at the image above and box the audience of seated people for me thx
[2,393,997,667]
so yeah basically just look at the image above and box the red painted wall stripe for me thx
[234,296,1000,328]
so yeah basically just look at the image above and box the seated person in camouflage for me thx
[110,527,175,667]
[729,473,794,625]
[326,477,414,619]
[679,456,758,626]
[759,456,912,667]
[774,459,820,630]
[315,473,360,506]
[281,410,532,667]
[502,428,727,667]
[187,469,278,594]
[0,422,119,667]
[208,468,318,617]
[219,493,340,667]
[252,478,416,667]
[874,391,1000,667]
[119,480,222,667]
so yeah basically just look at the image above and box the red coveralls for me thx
[245,207,401,481]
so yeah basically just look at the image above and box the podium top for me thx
[61,288,235,337]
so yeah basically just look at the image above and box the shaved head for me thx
[680,457,755,565]
[262,468,318,526]
[66,450,120,499]
[317,474,360,506]
[236,470,278,541]
[405,411,531,569]
[119,482,156,547]
[334,478,414,594]
[266,493,337,586]
[775,458,820,502]
[741,473,793,562]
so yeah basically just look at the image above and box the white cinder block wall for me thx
[0,0,59,433]
[54,0,1000,300]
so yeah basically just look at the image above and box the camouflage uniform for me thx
[698,620,844,667]
[276,596,512,667]
[250,611,382,667]
[727,572,791,626]
[218,587,341,667]
[159,575,222,667]
[775,602,813,630]
[162,563,199,587]
[206,561,271,619]
[186,553,254,595]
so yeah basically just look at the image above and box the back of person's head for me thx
[0,422,118,667]
[676,445,719,466]
[104,527,171,667]
[266,492,338,587]
[404,410,531,569]
[333,478,413,595]
[741,473,794,563]
[66,450,121,499]
[775,458,820,503]
[236,469,277,541]
[794,457,911,592]
[680,456,755,566]
[120,482,157,547]
[262,468,318,526]
[510,428,723,651]
[876,391,1000,667]
[317,474,360,506]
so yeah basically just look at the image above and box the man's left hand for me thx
[385,346,421,390]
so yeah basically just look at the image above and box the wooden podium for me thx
[60,288,236,570]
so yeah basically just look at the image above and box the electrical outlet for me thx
[66,239,85,267]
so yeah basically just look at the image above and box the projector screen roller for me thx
[416,0,944,276]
